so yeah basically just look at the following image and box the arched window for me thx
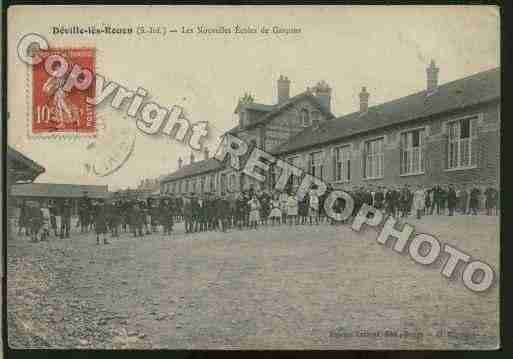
[300,109,310,127]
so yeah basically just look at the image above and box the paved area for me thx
[7,215,499,349]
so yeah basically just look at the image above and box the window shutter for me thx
[322,150,329,180]
[421,132,427,172]
[399,134,404,174]
[332,148,337,181]
[443,134,449,169]
[470,117,479,167]
[362,142,368,179]
[347,156,351,181]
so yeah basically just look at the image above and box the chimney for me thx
[359,86,369,113]
[277,75,290,104]
[313,81,332,113]
[426,60,439,94]
[203,147,210,160]
[178,157,183,169]
[190,152,195,164]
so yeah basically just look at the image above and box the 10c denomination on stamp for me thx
[30,47,96,137]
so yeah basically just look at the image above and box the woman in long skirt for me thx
[279,191,288,225]
[248,196,261,230]
[309,192,320,225]
[269,195,282,225]
[287,193,299,226]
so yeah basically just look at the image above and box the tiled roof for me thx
[234,102,275,114]
[228,91,335,135]
[10,183,109,198]
[7,146,45,174]
[272,67,500,156]
[161,158,223,182]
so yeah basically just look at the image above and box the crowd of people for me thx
[14,183,499,243]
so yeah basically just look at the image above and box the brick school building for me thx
[160,62,500,197]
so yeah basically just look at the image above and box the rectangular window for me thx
[200,177,205,193]
[334,145,351,182]
[210,175,216,192]
[220,173,227,193]
[309,151,324,180]
[400,129,425,175]
[448,117,475,169]
[364,138,384,179]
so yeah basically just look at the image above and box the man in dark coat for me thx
[109,200,121,238]
[447,185,458,216]
[60,199,72,239]
[242,192,250,228]
[217,193,230,232]
[485,186,498,216]
[130,202,144,237]
[94,199,109,245]
[48,199,59,237]
[374,187,384,210]
[235,192,246,230]
[469,187,481,215]
[400,185,410,217]
[160,198,174,236]
[28,202,44,242]
[78,193,92,233]
[183,195,194,234]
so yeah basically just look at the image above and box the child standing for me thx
[248,195,261,230]
[269,195,282,225]
[287,192,299,226]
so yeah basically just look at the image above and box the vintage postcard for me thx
[5,5,500,350]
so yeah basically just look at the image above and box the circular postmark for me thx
[84,114,136,177]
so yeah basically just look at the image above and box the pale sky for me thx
[8,5,500,190]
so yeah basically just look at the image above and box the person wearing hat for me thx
[94,199,109,244]
[248,194,261,230]
[234,192,246,230]
[269,194,282,226]
[60,199,72,239]
[48,199,59,237]
[287,191,299,226]
[160,197,174,236]
[28,201,44,242]
[206,192,217,231]
[130,201,144,237]
[183,194,194,234]
[78,192,92,233]
[191,193,201,233]
[309,188,320,225]
[216,193,229,232]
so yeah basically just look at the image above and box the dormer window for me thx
[300,109,311,127]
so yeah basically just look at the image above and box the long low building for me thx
[161,62,500,196]
[10,183,109,216]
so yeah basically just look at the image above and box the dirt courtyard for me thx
[7,215,499,350]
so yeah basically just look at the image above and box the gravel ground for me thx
[7,215,499,350]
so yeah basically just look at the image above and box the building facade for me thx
[161,77,335,194]
[161,62,500,196]
[10,183,110,216]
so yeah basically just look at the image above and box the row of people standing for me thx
[14,184,499,242]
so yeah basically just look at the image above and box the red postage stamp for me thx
[31,48,96,135]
